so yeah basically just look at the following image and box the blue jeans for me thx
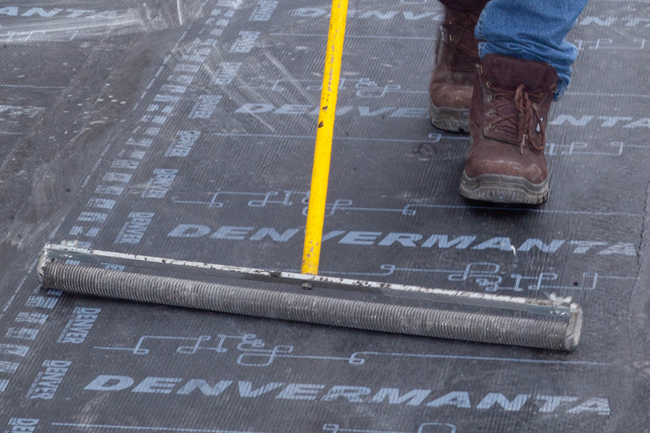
[475,0,590,99]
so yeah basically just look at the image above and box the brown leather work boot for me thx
[460,54,558,204]
[428,6,482,133]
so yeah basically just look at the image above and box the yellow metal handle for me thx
[301,0,349,275]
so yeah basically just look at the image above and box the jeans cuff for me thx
[475,9,485,40]
[475,9,486,59]
[478,41,486,59]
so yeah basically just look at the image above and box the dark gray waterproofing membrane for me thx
[0,1,649,432]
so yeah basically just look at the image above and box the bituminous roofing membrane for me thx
[0,0,649,432]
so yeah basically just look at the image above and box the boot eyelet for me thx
[486,109,494,116]
[487,123,494,130]
[484,82,491,89]
[478,65,483,75]
[486,95,493,103]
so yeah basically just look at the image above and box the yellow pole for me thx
[301,0,348,275]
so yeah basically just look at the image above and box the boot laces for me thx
[446,11,479,62]
[489,84,545,155]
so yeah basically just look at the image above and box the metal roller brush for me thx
[37,243,583,351]
[37,0,583,351]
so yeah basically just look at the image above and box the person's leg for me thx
[428,0,489,132]
[475,0,590,99]
[459,1,589,204]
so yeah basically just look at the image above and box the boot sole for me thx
[429,100,470,133]
[460,170,550,204]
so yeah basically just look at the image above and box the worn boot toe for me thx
[461,138,549,204]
